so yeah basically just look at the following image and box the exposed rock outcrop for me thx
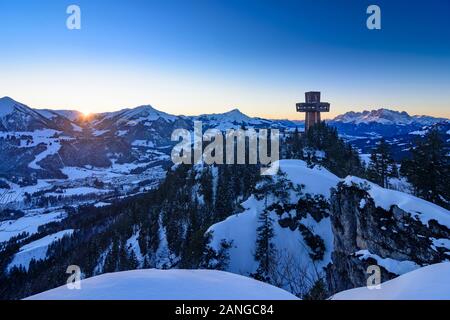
[326,181,450,294]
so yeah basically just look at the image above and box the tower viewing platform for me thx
[296,91,330,132]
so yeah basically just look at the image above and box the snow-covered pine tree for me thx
[252,208,276,282]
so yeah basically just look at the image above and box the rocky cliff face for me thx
[326,181,450,294]
[204,161,450,298]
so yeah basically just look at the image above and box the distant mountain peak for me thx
[100,104,178,125]
[0,96,16,103]
[226,108,244,114]
[131,104,157,112]
[0,97,60,132]
[333,108,446,125]
[0,96,23,117]
[199,108,253,122]
[0,97,42,121]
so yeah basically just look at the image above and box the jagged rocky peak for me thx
[333,108,410,124]
[333,108,446,125]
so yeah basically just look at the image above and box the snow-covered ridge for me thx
[333,108,447,125]
[196,108,260,123]
[0,96,48,121]
[193,108,272,130]
[26,269,298,300]
[331,262,450,300]
[38,109,83,122]
[101,105,178,124]
[206,160,339,294]
[0,97,21,117]
[344,176,450,229]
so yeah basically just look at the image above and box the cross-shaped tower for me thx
[296,91,330,132]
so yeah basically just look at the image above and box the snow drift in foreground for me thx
[26,269,298,300]
[331,262,450,300]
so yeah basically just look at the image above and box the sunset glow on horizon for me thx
[1,0,449,119]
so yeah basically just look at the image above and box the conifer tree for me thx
[253,209,276,282]
[367,139,397,188]
[215,166,234,220]
[401,129,449,208]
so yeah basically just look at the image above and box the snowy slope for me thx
[0,97,55,132]
[207,160,340,293]
[331,262,450,300]
[0,209,67,243]
[344,176,450,229]
[101,105,177,124]
[7,229,74,271]
[0,97,19,117]
[0,97,81,124]
[195,109,265,126]
[38,109,83,122]
[276,160,340,197]
[26,269,298,300]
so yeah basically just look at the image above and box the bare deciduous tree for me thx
[267,249,322,298]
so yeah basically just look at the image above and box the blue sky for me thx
[0,0,449,118]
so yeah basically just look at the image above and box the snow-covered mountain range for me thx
[0,96,448,210]
[329,108,450,156]
[332,108,447,126]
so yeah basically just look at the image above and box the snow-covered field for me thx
[331,263,450,300]
[46,187,111,197]
[0,209,67,243]
[26,269,299,300]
